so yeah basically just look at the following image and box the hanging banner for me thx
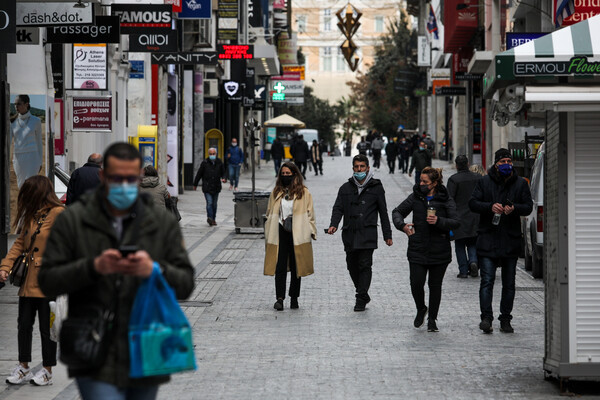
[165,0,183,13]
[0,0,16,53]
[17,2,94,26]
[248,0,263,27]
[417,36,431,67]
[72,96,112,131]
[73,43,107,90]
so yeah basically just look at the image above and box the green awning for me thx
[484,14,600,97]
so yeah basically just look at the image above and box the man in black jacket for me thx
[397,137,411,174]
[469,148,532,334]
[66,153,103,205]
[270,137,284,176]
[447,155,481,278]
[385,138,398,174]
[193,147,226,226]
[327,154,393,311]
[290,135,309,179]
[409,141,432,185]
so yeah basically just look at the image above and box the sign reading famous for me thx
[111,4,172,33]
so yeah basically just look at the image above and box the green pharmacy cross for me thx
[273,81,286,101]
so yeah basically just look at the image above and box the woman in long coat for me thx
[264,162,316,310]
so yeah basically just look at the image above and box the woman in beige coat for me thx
[0,176,64,386]
[264,162,316,310]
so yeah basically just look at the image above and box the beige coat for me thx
[0,206,64,297]
[264,187,316,277]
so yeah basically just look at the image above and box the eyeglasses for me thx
[106,175,140,184]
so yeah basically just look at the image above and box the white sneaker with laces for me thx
[30,368,52,386]
[6,364,32,385]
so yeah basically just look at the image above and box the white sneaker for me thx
[30,368,52,386]
[6,364,32,385]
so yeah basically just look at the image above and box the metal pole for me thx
[444,96,450,161]
[0,53,8,258]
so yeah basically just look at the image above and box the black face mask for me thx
[419,184,430,195]
[281,176,293,186]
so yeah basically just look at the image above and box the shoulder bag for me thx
[10,213,47,287]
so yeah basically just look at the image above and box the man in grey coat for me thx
[447,155,482,278]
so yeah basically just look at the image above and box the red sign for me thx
[54,99,64,155]
[554,0,600,26]
[452,48,473,84]
[444,0,479,53]
[72,97,112,131]
[217,45,254,60]
[165,0,182,13]
[271,72,301,81]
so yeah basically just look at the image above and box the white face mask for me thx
[231,142,237,147]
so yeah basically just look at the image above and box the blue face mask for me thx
[354,171,367,180]
[419,146,425,151]
[497,163,513,176]
[209,155,216,160]
[107,183,138,210]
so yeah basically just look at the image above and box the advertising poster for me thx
[72,97,112,131]
[73,43,107,90]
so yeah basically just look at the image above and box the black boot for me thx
[273,298,284,311]
[290,297,299,309]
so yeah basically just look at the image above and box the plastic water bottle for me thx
[492,213,501,225]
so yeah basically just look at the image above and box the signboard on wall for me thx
[217,44,254,60]
[0,1,17,53]
[417,36,431,67]
[111,4,172,34]
[506,32,546,49]
[129,60,144,79]
[46,16,120,43]
[129,31,177,52]
[73,43,107,90]
[72,97,112,131]
[16,2,94,26]
[178,0,211,19]
[218,0,238,40]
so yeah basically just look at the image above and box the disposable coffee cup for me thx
[427,207,437,217]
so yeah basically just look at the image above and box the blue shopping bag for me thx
[129,263,196,378]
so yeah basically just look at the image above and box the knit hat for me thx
[494,148,512,163]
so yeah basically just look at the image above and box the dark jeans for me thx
[398,155,409,173]
[311,160,323,175]
[18,297,57,366]
[372,149,382,168]
[76,377,159,400]
[228,164,241,188]
[295,161,307,178]
[204,192,219,220]
[479,256,517,321]
[414,170,422,185]
[275,224,301,299]
[409,263,448,321]
[273,158,282,175]
[346,249,374,301]
[387,158,396,173]
[454,237,478,275]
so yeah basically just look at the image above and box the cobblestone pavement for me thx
[0,156,586,399]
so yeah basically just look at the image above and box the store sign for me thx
[129,60,144,79]
[129,31,177,52]
[178,0,211,19]
[111,4,172,34]
[16,28,38,45]
[506,32,546,49]
[151,52,218,64]
[217,44,254,60]
[436,86,466,96]
[165,0,183,13]
[254,84,266,110]
[417,36,431,67]
[224,80,243,102]
[514,56,600,76]
[16,2,94,26]
[0,1,16,53]
[282,65,305,80]
[46,16,120,43]
[272,80,303,95]
[72,97,112,131]
[554,0,600,27]
[248,0,263,27]
[73,43,107,90]
[218,0,238,40]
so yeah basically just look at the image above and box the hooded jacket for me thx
[392,184,460,265]
[139,176,169,209]
[468,166,533,258]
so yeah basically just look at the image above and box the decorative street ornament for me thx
[336,3,362,72]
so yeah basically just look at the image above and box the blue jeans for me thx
[273,158,282,175]
[454,237,478,275]
[414,170,421,186]
[204,192,219,220]
[479,256,517,322]
[76,377,159,400]
[228,164,241,188]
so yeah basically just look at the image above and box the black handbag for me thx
[10,213,47,287]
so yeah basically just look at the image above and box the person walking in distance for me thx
[371,133,384,170]
[356,137,368,156]
[226,138,244,191]
[139,165,170,210]
[270,137,284,176]
[447,155,482,279]
[469,148,532,334]
[327,154,393,311]
[385,138,398,174]
[194,147,226,226]
[66,153,103,205]
[397,137,411,174]
[392,167,460,332]
[290,135,309,179]
[409,141,432,186]
[0,176,64,386]
[39,142,194,399]
[264,162,316,310]
[310,139,323,176]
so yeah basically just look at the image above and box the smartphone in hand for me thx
[119,245,139,257]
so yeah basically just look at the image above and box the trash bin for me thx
[233,191,270,233]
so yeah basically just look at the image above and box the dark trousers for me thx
[398,154,409,173]
[311,160,323,175]
[18,297,57,366]
[273,158,282,175]
[295,161,307,178]
[275,224,301,299]
[346,249,374,301]
[409,263,448,321]
[454,237,478,275]
[387,158,396,173]
[414,170,422,185]
[372,150,382,168]
[204,192,219,220]
[479,257,517,322]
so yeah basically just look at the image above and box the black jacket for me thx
[385,142,398,159]
[469,166,533,258]
[397,142,411,157]
[409,149,432,174]
[356,141,368,155]
[291,139,309,162]
[271,140,284,160]
[447,169,481,240]
[193,158,225,194]
[330,176,392,251]
[392,185,460,265]
[66,163,101,205]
